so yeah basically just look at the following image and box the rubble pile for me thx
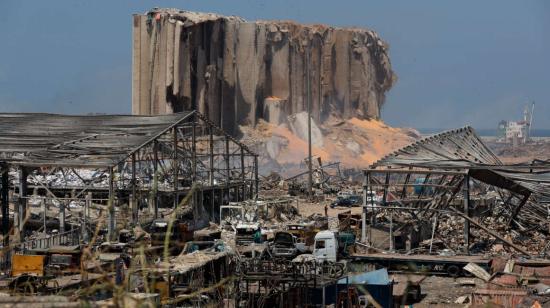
[264,200,299,222]
[241,117,419,176]
[435,214,549,256]
[259,171,283,190]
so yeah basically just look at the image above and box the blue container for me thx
[308,269,394,307]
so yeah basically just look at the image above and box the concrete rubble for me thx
[0,119,546,307]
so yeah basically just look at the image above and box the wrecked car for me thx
[269,231,307,259]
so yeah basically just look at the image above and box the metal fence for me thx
[20,229,81,251]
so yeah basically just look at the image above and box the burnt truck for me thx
[269,231,309,259]
[235,222,261,246]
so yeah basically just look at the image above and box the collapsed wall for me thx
[132,8,395,135]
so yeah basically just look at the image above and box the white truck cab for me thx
[313,230,338,262]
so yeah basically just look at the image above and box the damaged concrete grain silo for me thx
[132,8,395,135]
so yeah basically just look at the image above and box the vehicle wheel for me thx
[446,265,460,277]
[14,281,35,295]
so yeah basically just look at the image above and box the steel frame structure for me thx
[0,111,258,244]
[361,127,550,255]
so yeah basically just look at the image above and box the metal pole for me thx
[463,174,470,254]
[1,166,7,247]
[84,193,91,242]
[60,195,67,234]
[131,153,137,224]
[369,172,375,226]
[389,210,394,252]
[18,167,28,239]
[108,167,115,241]
[191,117,197,210]
[225,136,230,185]
[209,126,215,219]
[382,173,390,205]
[173,126,179,191]
[362,171,367,243]
[254,155,259,199]
[191,116,197,181]
[153,140,158,218]
[429,215,438,254]
[42,198,47,236]
[240,147,245,200]
[80,211,86,242]
[306,47,313,200]
[209,126,214,186]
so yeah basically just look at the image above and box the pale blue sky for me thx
[0,1,548,129]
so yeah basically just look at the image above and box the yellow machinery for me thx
[9,254,49,294]
[11,254,45,277]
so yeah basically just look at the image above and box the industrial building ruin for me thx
[0,111,257,246]
[1,115,550,306]
[131,8,395,135]
[0,111,260,305]
[364,127,550,255]
[1,6,550,308]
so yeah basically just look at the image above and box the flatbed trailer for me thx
[350,253,491,277]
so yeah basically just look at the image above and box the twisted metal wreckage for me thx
[363,126,550,255]
[0,111,258,252]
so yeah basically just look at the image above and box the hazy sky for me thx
[0,1,548,129]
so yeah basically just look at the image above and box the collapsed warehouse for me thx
[0,6,549,308]
[363,126,550,256]
[0,111,258,237]
[0,111,258,304]
[2,116,550,306]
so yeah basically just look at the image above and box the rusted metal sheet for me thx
[472,288,528,307]
[512,265,550,277]
[491,274,518,286]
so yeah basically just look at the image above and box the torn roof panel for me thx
[371,126,502,169]
[369,126,550,199]
[0,112,193,168]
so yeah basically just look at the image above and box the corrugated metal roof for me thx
[370,126,550,198]
[371,126,501,168]
[367,126,550,230]
[0,112,193,167]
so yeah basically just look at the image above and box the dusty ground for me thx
[484,137,550,164]
[296,197,363,218]
[412,276,483,307]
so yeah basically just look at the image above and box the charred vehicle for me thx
[270,232,299,258]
